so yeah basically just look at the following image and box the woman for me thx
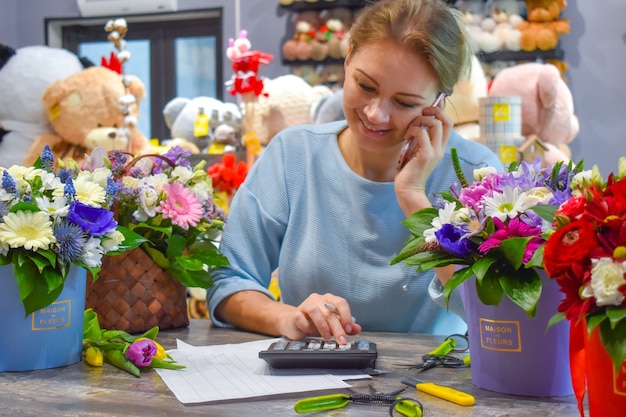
[207,0,502,344]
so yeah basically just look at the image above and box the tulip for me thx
[135,337,167,360]
[85,346,103,367]
[125,338,157,367]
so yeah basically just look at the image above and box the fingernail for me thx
[344,323,352,333]
[337,335,347,345]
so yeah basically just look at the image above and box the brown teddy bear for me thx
[282,11,323,61]
[518,0,570,51]
[24,66,151,166]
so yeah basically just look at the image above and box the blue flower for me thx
[53,219,87,264]
[434,223,477,258]
[68,201,117,237]
[2,171,16,195]
[41,145,54,172]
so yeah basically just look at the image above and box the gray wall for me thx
[1,0,626,171]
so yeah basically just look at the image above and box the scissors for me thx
[294,387,424,417]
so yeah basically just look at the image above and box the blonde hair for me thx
[349,0,472,96]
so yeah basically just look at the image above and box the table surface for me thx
[0,319,585,416]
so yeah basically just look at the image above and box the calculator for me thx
[258,338,377,369]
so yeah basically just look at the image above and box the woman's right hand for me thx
[279,293,362,345]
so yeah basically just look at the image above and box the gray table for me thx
[0,319,584,416]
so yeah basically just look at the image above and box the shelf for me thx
[282,57,345,66]
[477,48,564,63]
[279,0,368,12]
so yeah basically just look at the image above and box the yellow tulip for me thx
[85,346,103,367]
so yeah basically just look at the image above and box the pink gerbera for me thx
[157,182,202,230]
[478,217,544,263]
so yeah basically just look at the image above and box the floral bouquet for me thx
[82,308,184,377]
[544,159,626,368]
[0,145,136,316]
[390,149,582,317]
[87,145,229,288]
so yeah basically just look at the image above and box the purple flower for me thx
[68,201,117,236]
[125,339,157,367]
[435,223,477,258]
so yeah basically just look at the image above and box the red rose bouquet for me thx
[544,161,626,368]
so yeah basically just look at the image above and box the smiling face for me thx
[342,39,440,155]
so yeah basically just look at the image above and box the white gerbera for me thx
[72,173,107,207]
[0,211,56,251]
[483,186,530,222]
[424,201,459,243]
[35,196,70,217]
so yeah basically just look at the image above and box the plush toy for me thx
[282,11,323,61]
[24,66,151,166]
[311,88,345,125]
[162,96,242,153]
[488,62,579,166]
[0,44,84,168]
[445,54,489,142]
[518,0,570,51]
[247,74,331,145]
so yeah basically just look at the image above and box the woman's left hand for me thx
[395,99,453,216]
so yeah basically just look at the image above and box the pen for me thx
[401,376,475,406]
[324,303,357,324]
[397,92,446,170]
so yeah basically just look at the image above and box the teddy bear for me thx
[247,74,331,146]
[445,55,489,143]
[0,44,85,168]
[162,96,243,154]
[518,0,570,51]
[24,66,151,166]
[282,10,323,61]
[487,62,579,166]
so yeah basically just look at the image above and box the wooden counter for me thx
[0,319,584,416]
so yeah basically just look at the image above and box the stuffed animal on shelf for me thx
[0,44,84,168]
[23,66,151,166]
[247,74,331,146]
[518,0,570,51]
[488,62,579,166]
[282,10,323,61]
[445,54,489,142]
[162,96,242,154]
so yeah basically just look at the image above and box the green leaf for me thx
[9,201,39,214]
[605,307,626,330]
[532,204,558,223]
[166,234,186,259]
[44,266,65,294]
[170,264,213,288]
[140,326,159,341]
[598,317,626,371]
[109,226,148,254]
[472,256,496,283]
[442,266,476,306]
[497,237,534,270]
[547,312,566,330]
[526,245,545,269]
[499,267,542,317]
[143,245,170,269]
[83,308,103,340]
[21,278,64,317]
[150,357,185,370]
[401,208,438,239]
[475,273,504,306]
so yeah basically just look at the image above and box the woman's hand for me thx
[395,98,453,216]
[279,293,362,345]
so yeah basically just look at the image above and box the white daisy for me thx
[483,186,529,222]
[0,211,56,251]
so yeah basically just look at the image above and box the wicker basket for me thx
[86,248,189,334]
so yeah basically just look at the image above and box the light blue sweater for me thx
[207,121,503,335]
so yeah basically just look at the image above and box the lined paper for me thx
[154,338,367,404]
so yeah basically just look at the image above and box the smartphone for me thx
[397,92,446,170]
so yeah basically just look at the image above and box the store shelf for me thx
[477,47,564,64]
[279,0,368,12]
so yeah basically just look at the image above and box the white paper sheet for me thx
[154,338,370,404]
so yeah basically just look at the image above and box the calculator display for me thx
[259,338,377,369]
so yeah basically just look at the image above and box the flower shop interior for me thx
[1,0,626,416]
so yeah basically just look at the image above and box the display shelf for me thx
[278,0,367,12]
[477,47,564,63]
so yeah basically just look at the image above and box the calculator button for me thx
[271,340,289,350]
[357,340,371,350]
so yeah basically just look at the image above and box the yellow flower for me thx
[0,211,56,251]
[85,346,104,367]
